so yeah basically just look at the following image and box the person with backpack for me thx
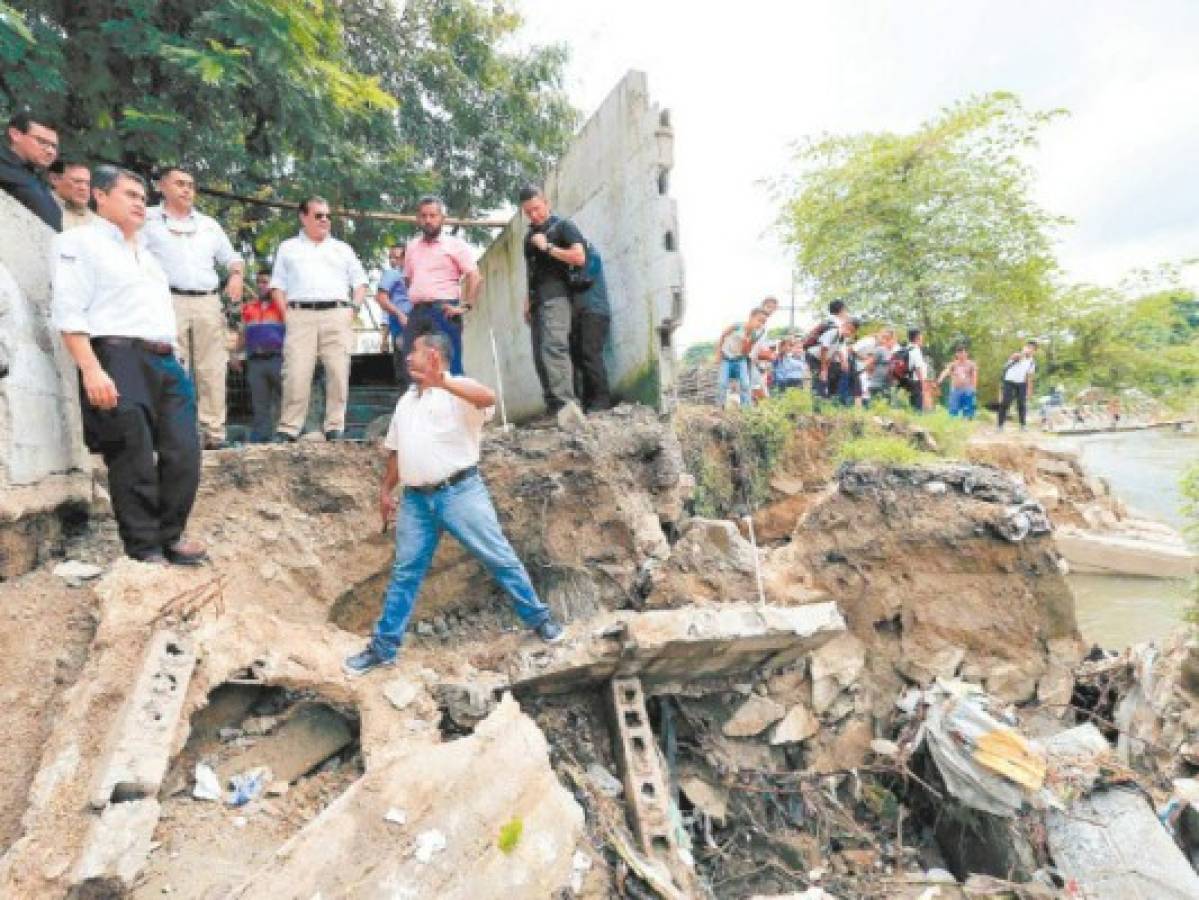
[997,340,1038,431]
[890,328,927,411]
[714,307,768,407]
[867,328,898,406]
[519,184,586,426]
[804,299,851,400]
[937,344,978,419]
[568,238,613,412]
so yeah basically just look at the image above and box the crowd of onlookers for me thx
[712,298,1040,430]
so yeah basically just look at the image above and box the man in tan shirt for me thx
[48,159,96,230]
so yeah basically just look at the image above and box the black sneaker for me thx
[534,618,565,644]
[342,646,395,677]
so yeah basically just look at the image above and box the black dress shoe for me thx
[324,430,344,441]
[164,539,209,566]
[272,431,297,443]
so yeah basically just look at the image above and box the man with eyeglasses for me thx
[269,196,367,442]
[0,110,62,231]
[48,159,97,230]
[143,166,244,449]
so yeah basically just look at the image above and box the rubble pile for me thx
[1,406,1197,897]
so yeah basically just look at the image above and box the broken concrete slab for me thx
[1056,525,1197,579]
[218,702,352,786]
[809,633,866,715]
[722,694,785,738]
[506,601,846,695]
[770,703,820,745]
[71,799,159,894]
[231,694,584,900]
[88,630,197,808]
[1046,787,1199,899]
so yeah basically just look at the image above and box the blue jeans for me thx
[370,472,549,659]
[717,357,751,406]
[948,388,976,419]
[404,301,464,375]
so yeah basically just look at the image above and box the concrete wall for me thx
[0,191,90,519]
[463,70,685,421]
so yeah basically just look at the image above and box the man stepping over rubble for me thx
[343,332,564,676]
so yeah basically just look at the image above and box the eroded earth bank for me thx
[1,405,1197,899]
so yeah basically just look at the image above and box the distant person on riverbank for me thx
[938,345,978,419]
[806,300,851,401]
[714,307,768,407]
[997,340,1038,432]
[867,328,898,407]
[893,328,927,412]
[772,334,808,393]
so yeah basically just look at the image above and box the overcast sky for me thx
[518,0,1199,347]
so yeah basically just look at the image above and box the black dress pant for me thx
[82,341,201,559]
[246,352,283,442]
[569,303,612,411]
[997,380,1027,427]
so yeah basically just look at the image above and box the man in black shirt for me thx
[0,111,62,231]
[519,184,584,424]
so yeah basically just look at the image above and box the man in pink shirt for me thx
[403,195,481,376]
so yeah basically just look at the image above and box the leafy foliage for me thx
[0,0,576,261]
[773,92,1067,394]
[834,435,933,466]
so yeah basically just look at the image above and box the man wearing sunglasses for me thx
[269,196,367,442]
[144,166,244,449]
[0,110,62,231]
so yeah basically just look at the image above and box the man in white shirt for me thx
[143,166,243,449]
[269,196,368,441]
[343,332,564,676]
[51,165,206,565]
[904,328,929,412]
[997,340,1038,431]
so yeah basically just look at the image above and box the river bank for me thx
[1042,429,1196,648]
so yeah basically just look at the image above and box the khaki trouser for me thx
[278,306,353,435]
[173,292,227,441]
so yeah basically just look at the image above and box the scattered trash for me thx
[383,807,407,826]
[570,851,592,893]
[229,767,269,807]
[413,829,447,864]
[192,763,222,802]
[585,763,623,798]
[52,560,102,580]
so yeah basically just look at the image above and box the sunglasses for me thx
[312,212,332,221]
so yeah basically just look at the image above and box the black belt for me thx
[248,350,281,359]
[288,300,350,310]
[170,287,216,297]
[404,466,478,495]
[92,336,174,356]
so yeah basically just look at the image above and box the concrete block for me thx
[232,694,583,899]
[89,631,197,808]
[609,679,677,863]
[465,71,685,420]
[507,601,847,695]
[71,799,160,893]
[218,702,352,785]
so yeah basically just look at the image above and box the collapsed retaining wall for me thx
[464,70,685,421]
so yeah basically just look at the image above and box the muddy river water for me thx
[1044,429,1197,649]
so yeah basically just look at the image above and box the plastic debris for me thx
[228,767,269,807]
[52,560,103,580]
[413,829,447,863]
[383,807,407,826]
[192,763,222,802]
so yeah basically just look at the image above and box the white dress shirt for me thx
[270,232,367,302]
[51,218,176,342]
[142,205,240,292]
[384,384,494,487]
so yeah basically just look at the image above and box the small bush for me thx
[834,435,935,466]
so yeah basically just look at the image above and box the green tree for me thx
[0,0,575,261]
[774,92,1067,390]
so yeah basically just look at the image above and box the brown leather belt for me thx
[404,466,478,495]
[92,336,174,356]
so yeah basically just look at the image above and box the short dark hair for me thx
[907,327,922,342]
[1026,339,1039,348]
[155,164,191,180]
[829,300,846,316]
[49,159,88,176]
[518,184,543,205]
[417,195,444,212]
[92,164,146,193]
[7,110,54,134]
[298,195,328,215]
[954,343,968,352]
[416,331,453,363]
